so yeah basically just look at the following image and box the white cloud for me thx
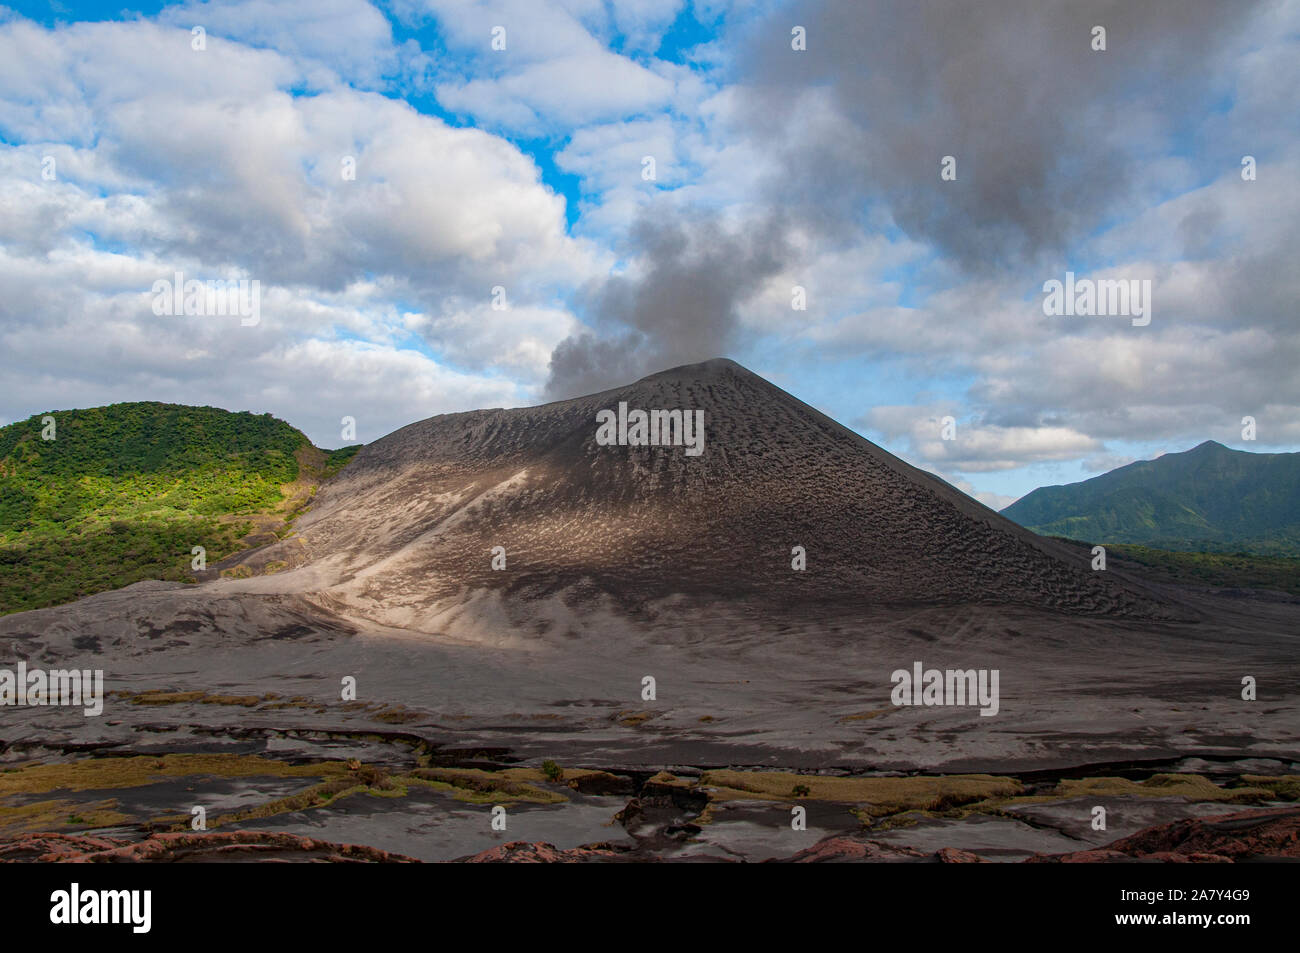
[862,404,1104,473]
[161,0,399,87]
[0,13,604,442]
[438,52,673,131]
[416,0,676,132]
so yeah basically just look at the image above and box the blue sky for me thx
[1,0,1297,508]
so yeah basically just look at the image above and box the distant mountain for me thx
[1001,441,1300,555]
[0,402,358,614]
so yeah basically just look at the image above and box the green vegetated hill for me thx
[1002,440,1300,556]
[0,402,360,615]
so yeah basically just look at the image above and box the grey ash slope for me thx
[245,358,1171,625]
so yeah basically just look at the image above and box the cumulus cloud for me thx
[861,405,1104,473]
[160,0,400,87]
[409,0,677,132]
[0,13,600,442]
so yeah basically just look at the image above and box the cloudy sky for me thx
[1,0,1296,507]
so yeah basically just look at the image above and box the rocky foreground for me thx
[5,806,1296,863]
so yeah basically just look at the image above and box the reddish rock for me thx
[0,830,418,863]
[1029,807,1300,863]
[934,847,987,863]
[456,841,634,863]
[777,837,990,863]
[0,833,124,862]
[777,836,926,863]
[1040,849,1131,863]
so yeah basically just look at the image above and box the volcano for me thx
[220,357,1170,632]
